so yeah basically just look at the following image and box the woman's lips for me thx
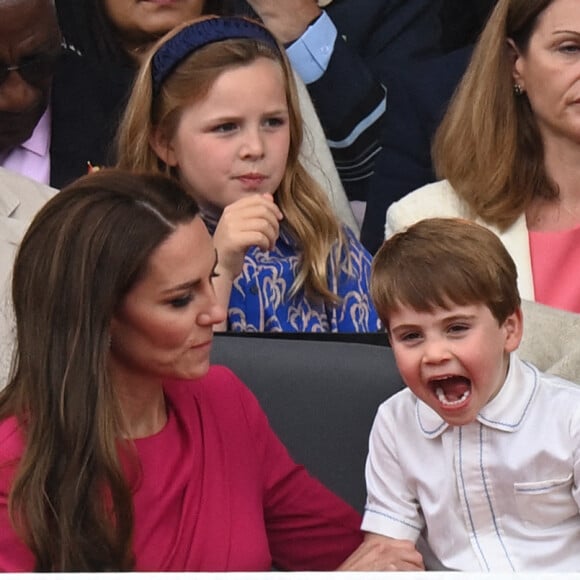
[190,340,212,350]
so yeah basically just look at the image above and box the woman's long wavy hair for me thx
[432,0,555,229]
[116,17,346,303]
[0,169,200,571]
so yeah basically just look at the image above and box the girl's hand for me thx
[213,193,283,281]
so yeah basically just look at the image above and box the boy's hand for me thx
[212,193,283,281]
[337,532,425,571]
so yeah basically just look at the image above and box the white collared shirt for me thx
[362,354,580,571]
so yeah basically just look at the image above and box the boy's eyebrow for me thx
[441,313,477,323]
[389,322,420,334]
[389,313,477,333]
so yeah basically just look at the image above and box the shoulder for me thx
[517,357,580,410]
[164,366,259,417]
[326,0,442,67]
[519,301,580,383]
[0,168,56,221]
[385,179,470,238]
[165,366,273,445]
[373,389,415,431]
[367,389,422,452]
[327,0,440,50]
[533,364,580,398]
[378,387,415,413]
[529,368,580,436]
[391,179,465,214]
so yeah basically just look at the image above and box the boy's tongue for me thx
[433,376,470,402]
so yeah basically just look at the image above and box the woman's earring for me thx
[513,83,524,96]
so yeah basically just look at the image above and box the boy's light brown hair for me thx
[371,218,521,329]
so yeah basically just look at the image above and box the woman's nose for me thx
[197,285,227,327]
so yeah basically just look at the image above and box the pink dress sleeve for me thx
[232,368,364,570]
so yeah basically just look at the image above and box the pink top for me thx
[0,366,362,571]
[529,226,580,313]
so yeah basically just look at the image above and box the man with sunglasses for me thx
[0,0,108,188]
[0,0,61,185]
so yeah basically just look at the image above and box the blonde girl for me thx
[117,16,379,332]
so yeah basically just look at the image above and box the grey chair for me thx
[210,333,402,513]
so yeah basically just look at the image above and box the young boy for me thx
[353,218,580,571]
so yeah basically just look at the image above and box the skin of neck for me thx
[526,136,580,229]
[109,358,168,439]
[542,137,580,205]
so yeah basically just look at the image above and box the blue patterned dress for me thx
[206,219,381,332]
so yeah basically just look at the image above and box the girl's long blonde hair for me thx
[116,17,348,303]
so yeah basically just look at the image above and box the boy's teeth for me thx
[435,387,470,406]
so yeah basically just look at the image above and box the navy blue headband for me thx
[152,17,280,95]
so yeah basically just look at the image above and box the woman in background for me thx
[385,0,580,313]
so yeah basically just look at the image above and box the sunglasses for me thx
[0,50,61,86]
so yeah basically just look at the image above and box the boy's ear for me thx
[502,306,524,353]
[149,127,178,167]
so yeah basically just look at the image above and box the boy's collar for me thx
[416,353,539,438]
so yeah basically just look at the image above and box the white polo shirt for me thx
[362,354,580,571]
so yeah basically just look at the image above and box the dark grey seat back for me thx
[210,334,403,513]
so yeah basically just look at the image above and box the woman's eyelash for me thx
[169,295,193,308]
[558,44,580,54]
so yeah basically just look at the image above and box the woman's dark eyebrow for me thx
[552,30,580,37]
[162,251,220,295]
[162,280,197,295]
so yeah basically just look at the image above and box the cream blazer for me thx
[384,179,580,383]
[0,168,56,388]
[385,179,534,299]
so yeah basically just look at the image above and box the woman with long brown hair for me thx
[0,169,363,571]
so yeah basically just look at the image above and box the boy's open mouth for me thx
[428,375,472,408]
